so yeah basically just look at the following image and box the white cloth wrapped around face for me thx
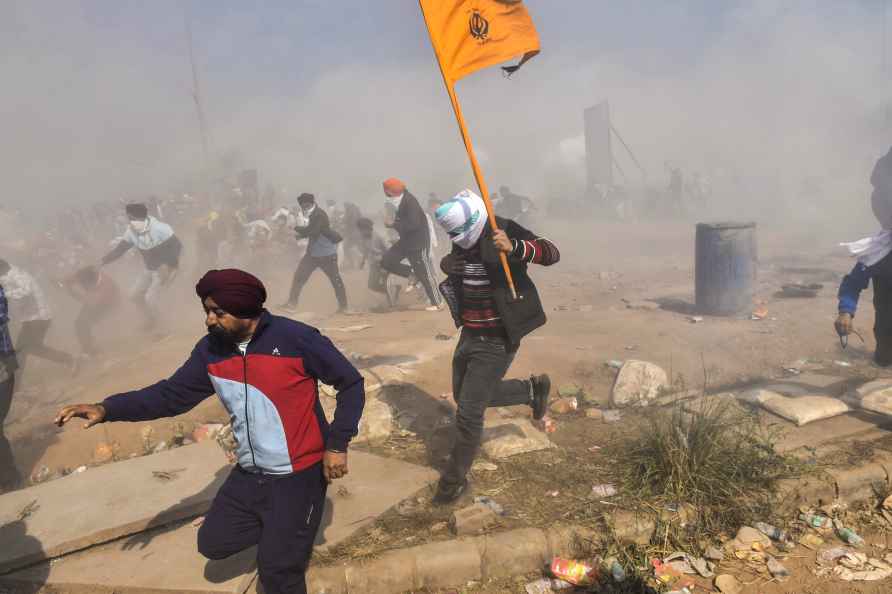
[840,229,892,267]
[434,189,487,250]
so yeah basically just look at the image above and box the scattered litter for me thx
[799,533,825,550]
[602,409,622,423]
[833,360,853,368]
[605,360,624,369]
[782,366,802,376]
[688,316,704,324]
[834,519,865,546]
[755,521,788,542]
[766,555,790,581]
[73,465,87,474]
[652,558,688,586]
[534,416,558,433]
[550,397,578,414]
[435,333,452,341]
[439,392,453,400]
[30,465,52,485]
[591,484,618,498]
[818,546,855,565]
[606,557,626,582]
[800,511,830,528]
[587,445,602,452]
[751,304,769,320]
[471,461,498,472]
[546,490,560,497]
[550,558,597,586]
[624,344,638,351]
[473,496,505,516]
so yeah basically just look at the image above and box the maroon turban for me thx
[196,269,267,318]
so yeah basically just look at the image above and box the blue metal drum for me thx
[695,222,757,316]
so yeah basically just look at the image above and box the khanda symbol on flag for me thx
[418,0,540,299]
[419,0,540,81]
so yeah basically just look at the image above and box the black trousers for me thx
[15,319,72,372]
[0,360,19,490]
[197,464,328,594]
[875,274,892,366]
[287,254,347,309]
[380,239,440,306]
[441,332,531,489]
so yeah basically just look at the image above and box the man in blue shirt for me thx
[836,249,892,366]
[0,284,20,492]
[281,193,347,313]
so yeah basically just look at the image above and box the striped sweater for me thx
[461,238,560,336]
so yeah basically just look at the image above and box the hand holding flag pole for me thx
[419,0,540,301]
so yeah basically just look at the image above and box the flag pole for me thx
[419,2,519,300]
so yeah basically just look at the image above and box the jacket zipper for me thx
[242,350,257,469]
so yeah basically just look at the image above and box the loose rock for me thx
[610,360,668,408]
[450,503,499,536]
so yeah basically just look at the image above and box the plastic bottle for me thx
[833,519,865,546]
[755,521,787,542]
[799,512,830,529]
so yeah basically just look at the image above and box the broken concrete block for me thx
[610,510,655,545]
[761,394,849,426]
[480,419,554,459]
[320,396,393,444]
[610,360,668,408]
[450,503,498,536]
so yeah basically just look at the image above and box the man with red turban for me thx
[380,178,442,310]
[55,268,365,594]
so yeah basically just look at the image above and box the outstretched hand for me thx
[54,403,106,429]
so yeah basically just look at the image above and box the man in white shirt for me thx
[0,259,75,373]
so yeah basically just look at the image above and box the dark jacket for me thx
[102,312,364,474]
[391,191,430,251]
[440,217,555,347]
[872,149,892,227]
[295,207,342,250]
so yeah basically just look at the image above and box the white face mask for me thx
[387,193,404,208]
[129,219,149,233]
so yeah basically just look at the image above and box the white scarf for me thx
[841,229,892,267]
[435,189,487,249]
[387,192,404,209]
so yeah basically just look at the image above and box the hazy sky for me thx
[3,1,891,217]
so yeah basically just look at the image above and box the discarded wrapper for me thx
[550,557,597,586]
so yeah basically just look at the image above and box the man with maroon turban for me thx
[55,268,365,594]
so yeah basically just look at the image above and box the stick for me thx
[419,2,518,300]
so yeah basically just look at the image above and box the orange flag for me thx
[419,0,540,82]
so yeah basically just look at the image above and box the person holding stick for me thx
[432,189,558,504]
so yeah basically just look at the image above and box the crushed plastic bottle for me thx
[799,512,830,529]
[755,521,788,542]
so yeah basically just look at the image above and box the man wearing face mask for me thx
[100,203,182,329]
[431,189,559,505]
[281,193,348,314]
[380,178,442,311]
[54,268,364,594]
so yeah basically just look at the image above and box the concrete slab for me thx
[0,439,229,574]
[480,419,554,459]
[776,411,892,453]
[1,451,437,594]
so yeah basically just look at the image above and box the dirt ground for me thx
[6,219,892,593]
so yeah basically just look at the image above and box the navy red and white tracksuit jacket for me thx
[102,312,365,474]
